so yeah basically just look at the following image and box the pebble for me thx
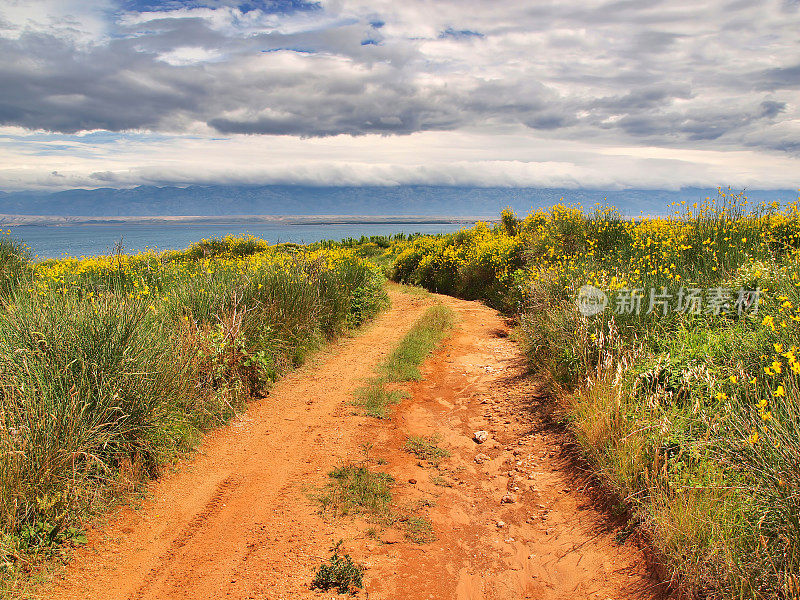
[473,430,489,444]
[496,520,505,528]
[501,493,517,504]
[474,453,490,464]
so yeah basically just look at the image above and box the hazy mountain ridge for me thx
[0,185,795,217]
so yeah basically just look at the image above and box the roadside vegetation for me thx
[0,233,387,587]
[386,190,800,600]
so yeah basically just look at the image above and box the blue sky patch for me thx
[438,27,484,40]
[120,0,321,14]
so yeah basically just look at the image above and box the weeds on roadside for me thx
[311,540,364,595]
[0,235,388,579]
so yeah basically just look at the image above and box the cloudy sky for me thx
[0,0,798,191]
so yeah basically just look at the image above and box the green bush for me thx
[311,540,364,594]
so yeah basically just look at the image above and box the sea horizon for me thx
[5,218,475,259]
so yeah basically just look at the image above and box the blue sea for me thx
[7,221,467,259]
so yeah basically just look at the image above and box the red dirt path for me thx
[47,286,667,600]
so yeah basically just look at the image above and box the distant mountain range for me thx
[0,185,795,217]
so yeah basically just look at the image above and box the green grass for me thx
[353,304,454,418]
[379,304,455,382]
[403,435,450,467]
[393,283,433,298]
[314,461,439,546]
[402,515,436,544]
[353,383,408,419]
[315,464,394,521]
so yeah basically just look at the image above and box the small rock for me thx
[408,478,417,484]
[496,520,505,528]
[473,430,489,444]
[474,453,490,464]
[501,493,517,504]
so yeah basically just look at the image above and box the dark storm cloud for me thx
[755,64,800,90]
[0,33,207,132]
[0,0,797,154]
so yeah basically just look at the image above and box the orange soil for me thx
[47,286,668,600]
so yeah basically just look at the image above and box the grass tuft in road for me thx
[315,464,393,521]
[404,435,450,467]
[403,515,436,544]
[379,304,455,382]
[353,304,454,418]
[353,383,408,419]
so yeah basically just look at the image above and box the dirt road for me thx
[49,286,665,600]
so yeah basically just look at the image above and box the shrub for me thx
[311,540,364,594]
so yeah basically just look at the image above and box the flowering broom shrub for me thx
[390,191,800,599]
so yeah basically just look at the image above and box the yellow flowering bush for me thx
[389,191,800,598]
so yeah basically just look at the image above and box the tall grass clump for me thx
[389,190,800,599]
[0,237,388,578]
[0,233,30,297]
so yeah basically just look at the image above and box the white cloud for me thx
[1,128,798,191]
[0,0,798,191]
